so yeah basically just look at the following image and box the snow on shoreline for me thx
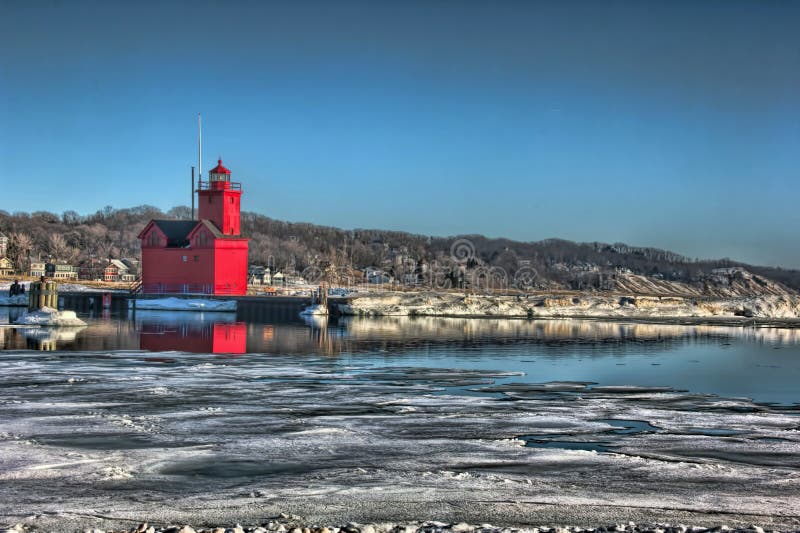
[129,297,237,312]
[0,281,125,293]
[1,281,127,306]
[12,307,87,326]
[338,291,800,322]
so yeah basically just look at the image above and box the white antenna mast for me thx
[197,113,202,181]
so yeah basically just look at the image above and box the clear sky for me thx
[2,0,798,267]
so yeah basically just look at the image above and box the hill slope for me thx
[1,206,798,295]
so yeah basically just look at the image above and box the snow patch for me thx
[300,304,329,316]
[129,297,237,312]
[13,307,87,327]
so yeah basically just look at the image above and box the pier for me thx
[58,291,319,322]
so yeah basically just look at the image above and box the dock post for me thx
[28,278,58,311]
[47,281,57,308]
[28,276,58,311]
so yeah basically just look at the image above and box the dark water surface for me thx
[2,305,799,405]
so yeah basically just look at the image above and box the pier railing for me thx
[138,282,240,295]
[129,280,143,295]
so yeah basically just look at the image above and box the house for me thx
[712,267,750,278]
[104,262,120,282]
[0,257,14,276]
[120,258,140,275]
[284,273,307,286]
[52,263,78,280]
[104,261,125,282]
[138,159,248,295]
[364,267,393,284]
[248,265,272,286]
[30,262,55,278]
[104,259,138,282]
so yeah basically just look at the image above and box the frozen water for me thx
[0,348,799,529]
[1,313,800,529]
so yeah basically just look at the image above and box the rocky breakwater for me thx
[337,292,800,323]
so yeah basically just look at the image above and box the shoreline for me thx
[3,516,798,533]
[354,312,800,329]
[335,291,800,327]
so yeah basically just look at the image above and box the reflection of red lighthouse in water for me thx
[139,321,247,354]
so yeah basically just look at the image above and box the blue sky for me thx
[2,0,799,267]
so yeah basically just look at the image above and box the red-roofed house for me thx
[137,159,249,295]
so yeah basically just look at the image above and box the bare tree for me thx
[48,234,80,264]
[8,232,33,273]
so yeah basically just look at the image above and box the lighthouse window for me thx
[146,232,160,247]
[182,255,188,262]
[230,197,234,204]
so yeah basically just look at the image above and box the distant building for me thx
[104,259,138,282]
[364,267,392,284]
[712,267,750,278]
[0,232,8,257]
[30,262,55,278]
[53,263,78,280]
[104,263,120,282]
[0,257,14,276]
[248,265,272,285]
[138,159,248,295]
[284,273,307,285]
[120,258,140,275]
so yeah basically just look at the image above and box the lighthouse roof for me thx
[149,220,198,247]
[209,159,231,175]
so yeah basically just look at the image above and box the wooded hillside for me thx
[1,206,798,292]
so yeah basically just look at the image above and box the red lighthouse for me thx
[198,159,241,235]
[137,159,249,295]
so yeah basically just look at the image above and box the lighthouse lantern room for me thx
[137,158,249,296]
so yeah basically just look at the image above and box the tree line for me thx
[1,206,798,291]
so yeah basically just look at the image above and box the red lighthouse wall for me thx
[198,187,242,236]
[140,242,247,295]
[213,238,248,295]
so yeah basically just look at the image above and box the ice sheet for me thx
[0,350,798,530]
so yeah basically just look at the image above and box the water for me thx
[2,306,799,405]
[2,304,800,525]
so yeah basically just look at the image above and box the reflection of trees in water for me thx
[253,316,800,357]
[4,311,799,355]
[340,316,800,345]
[249,320,337,356]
